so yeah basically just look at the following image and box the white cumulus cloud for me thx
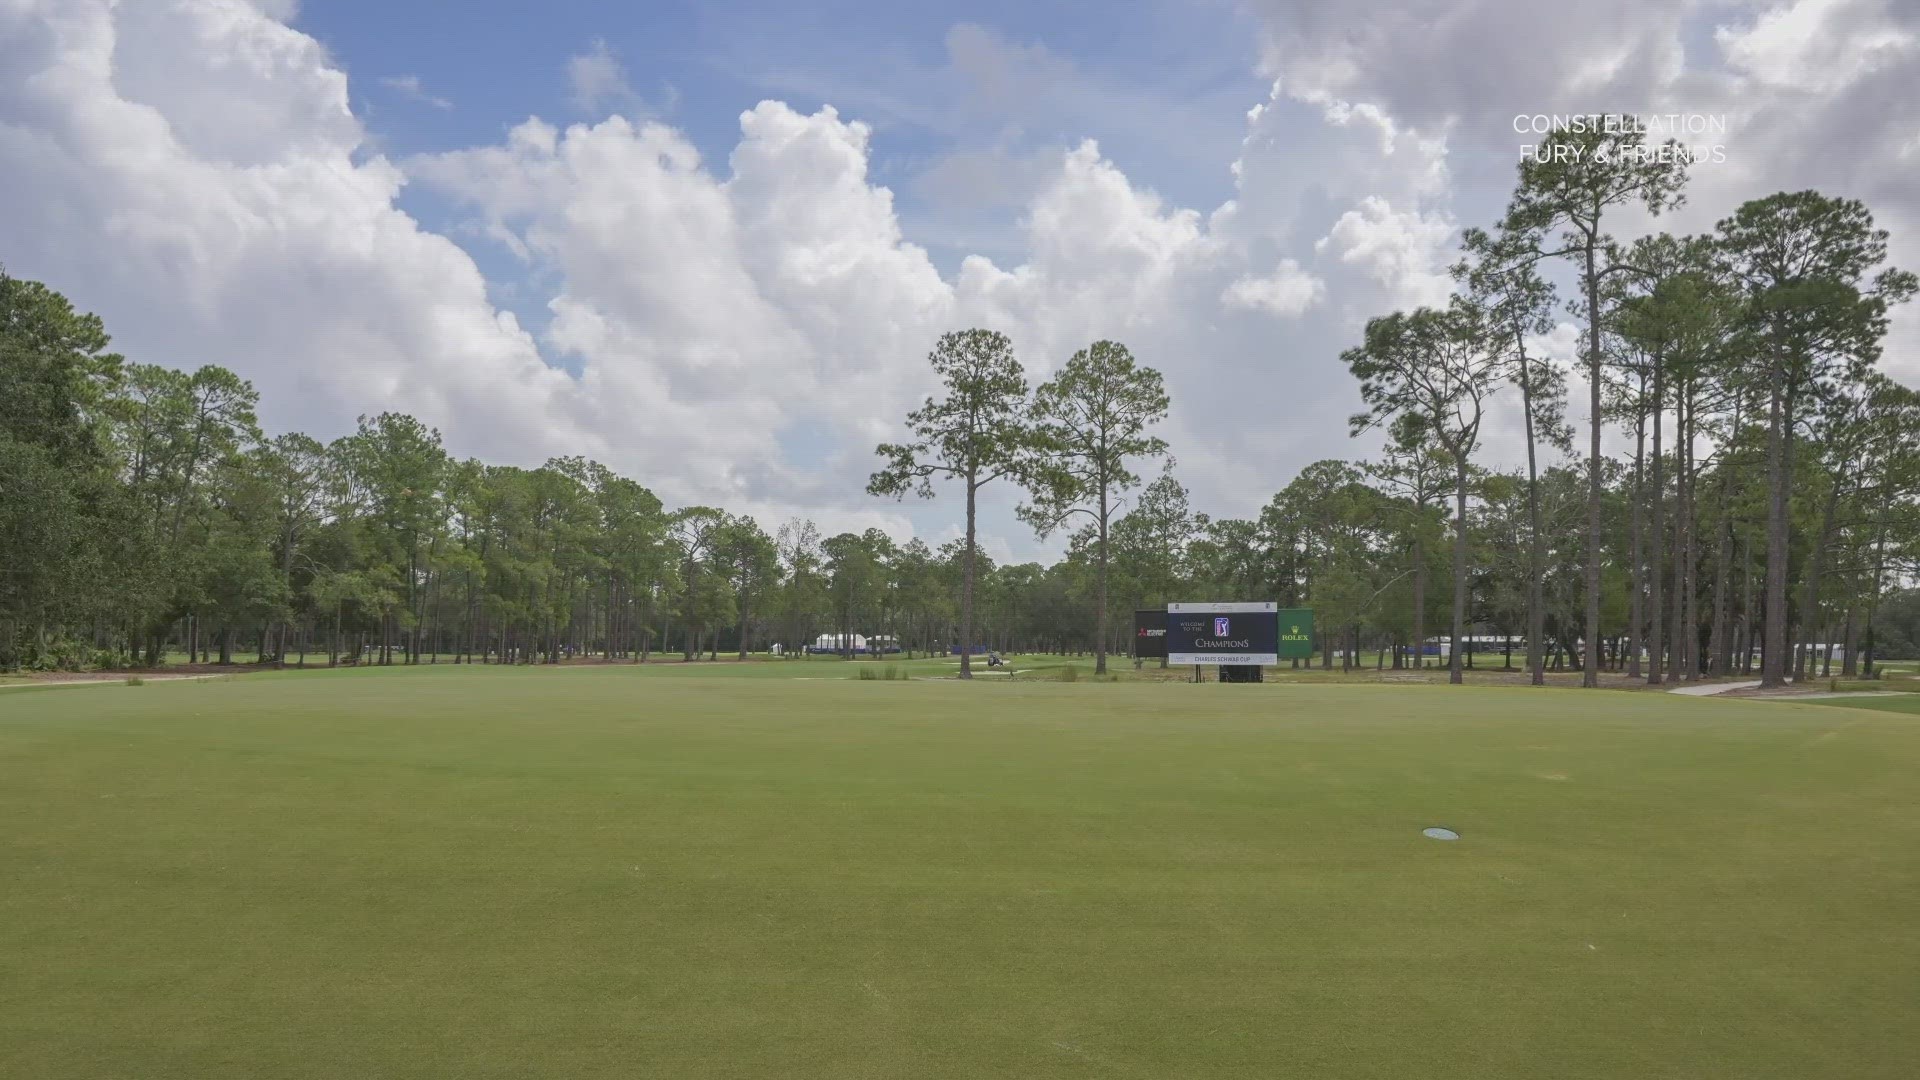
[1315,196,1457,308]
[1222,260,1326,317]
[380,75,452,110]
[0,0,592,466]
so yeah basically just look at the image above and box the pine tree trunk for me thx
[1647,360,1665,685]
[1739,532,1756,674]
[1674,397,1689,680]
[1760,381,1793,688]
[1628,400,1646,679]
[1411,536,1426,670]
[1861,525,1887,677]
[1681,403,1701,682]
[1094,478,1109,676]
[737,587,751,662]
[1672,393,1693,682]
[1520,346,1546,686]
[1582,241,1604,688]
[1449,461,1468,685]
[1707,401,1738,676]
[683,554,697,661]
[959,471,978,680]
[1793,485,1842,682]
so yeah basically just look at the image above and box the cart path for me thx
[1666,679,1909,702]
[1667,681,1761,696]
[0,673,236,690]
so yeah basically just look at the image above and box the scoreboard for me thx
[1166,602,1279,666]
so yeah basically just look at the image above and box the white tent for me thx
[811,633,867,652]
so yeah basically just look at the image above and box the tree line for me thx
[865,123,1918,687]
[0,270,1166,672]
[3,115,1915,682]
[1332,124,1916,688]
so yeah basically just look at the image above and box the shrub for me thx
[124,675,145,687]
[9,636,96,673]
[1059,664,1079,683]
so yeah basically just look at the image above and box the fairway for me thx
[3,668,1917,1078]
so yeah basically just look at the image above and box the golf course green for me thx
[3,665,1915,1078]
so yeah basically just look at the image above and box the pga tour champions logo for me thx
[1213,617,1230,637]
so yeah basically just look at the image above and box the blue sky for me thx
[322,0,1255,146]
[332,4,1260,233]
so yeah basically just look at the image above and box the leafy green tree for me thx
[1267,460,1389,668]
[198,452,287,663]
[1021,340,1170,674]
[1458,227,1569,683]
[527,462,600,662]
[112,363,261,662]
[467,464,540,663]
[1343,300,1504,683]
[1364,439,1450,669]
[1186,517,1266,602]
[0,270,125,667]
[884,537,942,658]
[1792,374,1920,677]
[1716,192,1916,685]
[308,568,379,666]
[1498,123,1689,685]
[667,507,728,660]
[1109,462,1196,666]
[246,433,329,664]
[338,413,447,663]
[441,458,490,663]
[869,329,1035,679]
[597,472,670,661]
[821,531,890,657]
[1610,237,1675,681]
[772,519,827,655]
[716,516,779,658]
[933,538,992,656]
[1855,383,1920,675]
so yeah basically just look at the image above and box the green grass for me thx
[1821,677,1920,693]
[3,666,1916,1078]
[1818,693,1920,715]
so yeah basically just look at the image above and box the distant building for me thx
[810,633,866,654]
[806,633,902,655]
[1418,636,1523,659]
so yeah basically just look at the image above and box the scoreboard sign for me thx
[1132,609,1169,659]
[1167,602,1279,666]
